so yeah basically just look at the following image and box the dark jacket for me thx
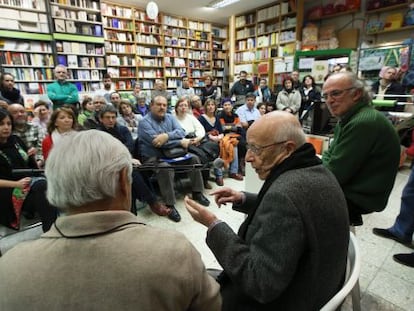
[207,144,349,310]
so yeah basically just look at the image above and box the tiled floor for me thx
[1,166,414,310]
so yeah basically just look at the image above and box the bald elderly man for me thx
[185,111,350,310]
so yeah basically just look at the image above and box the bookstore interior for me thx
[0,0,414,121]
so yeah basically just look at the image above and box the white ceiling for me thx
[116,0,278,25]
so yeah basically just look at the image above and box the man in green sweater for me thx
[322,72,400,225]
[47,64,79,110]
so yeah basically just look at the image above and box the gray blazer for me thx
[207,165,349,310]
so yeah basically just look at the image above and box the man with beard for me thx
[0,73,24,106]
[230,70,254,108]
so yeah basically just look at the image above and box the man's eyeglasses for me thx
[322,87,355,100]
[246,140,287,155]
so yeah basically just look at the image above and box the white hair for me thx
[45,130,132,209]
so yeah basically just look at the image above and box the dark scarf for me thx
[238,143,321,238]
[1,87,21,102]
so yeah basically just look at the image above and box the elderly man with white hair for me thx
[0,130,221,311]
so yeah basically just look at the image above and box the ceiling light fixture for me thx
[207,0,240,9]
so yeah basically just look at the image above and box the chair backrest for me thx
[320,231,361,311]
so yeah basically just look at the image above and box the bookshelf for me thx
[50,0,105,94]
[212,25,228,94]
[163,14,188,90]
[0,37,54,96]
[0,0,49,33]
[101,2,135,91]
[232,0,297,88]
[187,20,211,91]
[135,8,163,91]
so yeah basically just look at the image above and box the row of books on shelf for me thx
[257,22,279,35]
[137,69,162,78]
[212,69,224,77]
[103,17,133,30]
[17,82,48,95]
[54,19,102,36]
[1,52,54,67]
[107,67,136,78]
[135,11,160,23]
[188,69,203,78]
[213,51,226,59]
[56,41,104,55]
[188,51,209,60]
[116,80,134,90]
[257,4,280,22]
[136,23,160,34]
[165,47,185,57]
[106,55,135,66]
[163,15,185,28]
[136,46,162,56]
[51,5,100,22]
[255,47,278,60]
[188,21,211,32]
[137,57,163,67]
[237,38,256,50]
[1,9,49,33]
[53,0,99,11]
[212,28,227,38]
[280,30,295,43]
[236,27,256,40]
[192,79,205,87]
[101,3,132,19]
[213,41,223,50]
[136,34,161,45]
[141,80,154,89]
[163,27,187,37]
[235,51,255,62]
[164,57,186,67]
[66,69,101,80]
[105,42,135,54]
[1,0,46,10]
[57,55,105,68]
[258,33,279,47]
[7,67,53,82]
[213,60,225,67]
[105,30,133,41]
[165,68,186,77]
[187,30,209,40]
[235,13,255,28]
[189,60,210,69]
[164,37,186,47]
[1,40,52,53]
[189,41,209,49]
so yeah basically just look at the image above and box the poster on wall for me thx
[311,60,329,84]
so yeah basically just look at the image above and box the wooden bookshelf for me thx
[212,24,228,94]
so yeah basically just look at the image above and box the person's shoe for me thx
[215,177,224,186]
[204,181,213,189]
[166,205,181,222]
[393,253,414,268]
[229,173,244,181]
[149,201,170,216]
[193,192,210,207]
[372,228,413,247]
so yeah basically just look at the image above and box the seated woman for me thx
[199,98,244,185]
[174,97,217,189]
[217,98,245,179]
[117,100,143,140]
[77,96,94,127]
[276,76,302,115]
[42,107,77,161]
[0,108,56,232]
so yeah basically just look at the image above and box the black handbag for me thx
[161,146,187,158]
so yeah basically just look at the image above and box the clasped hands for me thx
[184,187,244,228]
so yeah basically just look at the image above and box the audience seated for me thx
[77,96,94,127]
[138,95,210,221]
[83,95,106,129]
[0,108,57,232]
[0,72,24,106]
[235,93,261,130]
[0,130,221,310]
[117,100,143,140]
[97,105,173,221]
[31,100,50,140]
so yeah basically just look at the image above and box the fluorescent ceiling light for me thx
[207,0,240,9]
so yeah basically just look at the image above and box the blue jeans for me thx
[389,166,414,241]
[229,146,239,174]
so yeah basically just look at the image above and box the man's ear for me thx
[119,167,131,209]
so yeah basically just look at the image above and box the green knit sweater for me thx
[322,101,400,215]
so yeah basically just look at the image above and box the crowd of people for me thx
[0,62,413,309]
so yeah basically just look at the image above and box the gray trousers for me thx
[150,153,204,205]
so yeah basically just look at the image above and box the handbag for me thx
[161,146,187,159]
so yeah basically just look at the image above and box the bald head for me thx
[8,103,27,125]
